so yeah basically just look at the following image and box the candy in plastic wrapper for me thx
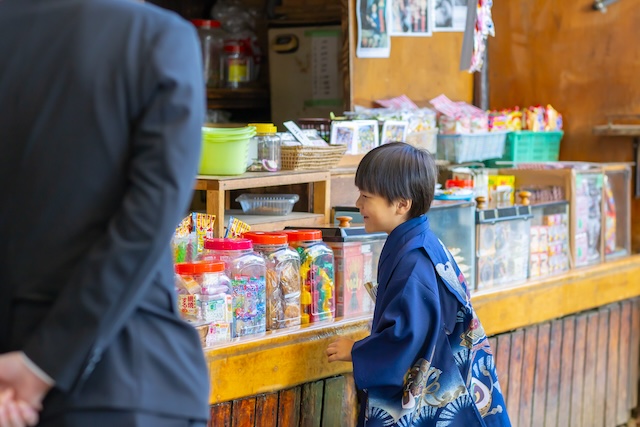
[545,104,563,131]
[194,212,216,252]
[175,271,202,295]
[224,216,251,238]
[525,106,545,131]
[205,322,231,346]
[172,232,198,263]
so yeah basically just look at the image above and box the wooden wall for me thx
[346,0,473,108]
[488,0,640,251]
[205,298,640,427]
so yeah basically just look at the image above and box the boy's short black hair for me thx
[355,142,437,218]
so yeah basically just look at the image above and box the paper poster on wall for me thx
[356,0,391,58]
[309,30,341,102]
[433,0,468,32]
[389,0,432,36]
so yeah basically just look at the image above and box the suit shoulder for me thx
[89,0,193,33]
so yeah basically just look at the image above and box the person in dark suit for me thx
[0,0,209,426]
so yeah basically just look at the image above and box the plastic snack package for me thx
[194,212,216,252]
[224,216,251,238]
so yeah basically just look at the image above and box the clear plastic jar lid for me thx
[243,231,288,245]
[282,229,322,241]
[204,238,253,251]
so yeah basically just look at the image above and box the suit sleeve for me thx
[351,267,440,395]
[21,19,205,392]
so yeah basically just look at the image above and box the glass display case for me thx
[476,205,532,291]
[428,200,476,290]
[500,164,605,269]
[574,170,603,267]
[333,202,477,290]
[602,164,632,260]
[529,201,570,278]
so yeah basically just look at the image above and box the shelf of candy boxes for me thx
[432,166,572,289]
[171,215,385,348]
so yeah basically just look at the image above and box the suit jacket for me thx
[0,0,209,421]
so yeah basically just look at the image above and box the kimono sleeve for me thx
[351,266,441,397]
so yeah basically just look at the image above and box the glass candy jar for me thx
[243,232,301,330]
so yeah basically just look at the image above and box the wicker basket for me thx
[281,144,347,171]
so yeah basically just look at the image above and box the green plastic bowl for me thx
[199,127,256,175]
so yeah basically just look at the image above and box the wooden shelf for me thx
[206,87,269,110]
[224,210,326,231]
[195,170,332,237]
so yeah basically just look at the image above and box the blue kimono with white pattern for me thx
[351,215,510,427]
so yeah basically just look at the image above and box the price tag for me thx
[283,121,315,146]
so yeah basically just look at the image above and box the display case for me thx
[333,201,476,290]
[500,165,605,269]
[429,200,476,290]
[286,225,386,319]
[529,201,570,278]
[476,205,532,291]
[574,170,604,267]
[602,164,632,260]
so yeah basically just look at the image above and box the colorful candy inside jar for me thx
[201,238,266,338]
[174,260,233,345]
[283,230,335,324]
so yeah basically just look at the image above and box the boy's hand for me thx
[326,338,354,362]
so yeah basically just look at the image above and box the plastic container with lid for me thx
[290,224,387,318]
[220,40,252,89]
[247,123,281,172]
[243,232,301,330]
[282,230,335,324]
[202,238,266,338]
[190,19,226,88]
[174,261,233,344]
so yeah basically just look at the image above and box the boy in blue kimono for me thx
[326,143,510,426]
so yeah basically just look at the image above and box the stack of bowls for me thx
[199,125,257,175]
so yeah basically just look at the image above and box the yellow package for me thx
[488,175,515,205]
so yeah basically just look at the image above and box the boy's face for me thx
[355,190,410,234]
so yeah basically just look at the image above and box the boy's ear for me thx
[395,198,412,215]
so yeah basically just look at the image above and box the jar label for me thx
[228,61,249,83]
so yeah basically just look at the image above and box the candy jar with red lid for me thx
[282,230,334,324]
[244,232,301,330]
[202,238,266,338]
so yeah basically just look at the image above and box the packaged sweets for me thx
[194,212,216,252]
[243,232,301,330]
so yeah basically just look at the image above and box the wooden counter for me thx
[204,254,640,406]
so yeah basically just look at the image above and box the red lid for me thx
[282,229,322,241]
[243,231,288,245]
[174,262,196,275]
[223,42,245,54]
[204,238,253,251]
[192,260,225,274]
[190,19,222,29]
[445,179,474,189]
